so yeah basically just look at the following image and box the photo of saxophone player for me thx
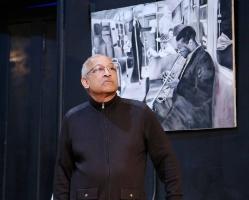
[155,24,215,131]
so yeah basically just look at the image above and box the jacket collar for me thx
[89,94,119,110]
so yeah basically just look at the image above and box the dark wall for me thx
[61,0,249,199]
[0,4,58,199]
[61,0,91,113]
[0,29,10,200]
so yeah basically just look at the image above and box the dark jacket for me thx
[53,95,182,200]
[164,46,215,130]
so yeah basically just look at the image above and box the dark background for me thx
[1,0,249,199]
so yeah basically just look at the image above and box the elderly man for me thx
[53,54,182,200]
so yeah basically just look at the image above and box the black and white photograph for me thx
[91,0,236,131]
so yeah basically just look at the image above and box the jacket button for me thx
[129,193,133,198]
[84,193,88,198]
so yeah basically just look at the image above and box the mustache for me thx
[102,78,114,83]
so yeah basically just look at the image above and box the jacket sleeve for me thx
[53,116,74,200]
[144,106,183,200]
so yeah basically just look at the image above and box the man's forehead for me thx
[88,56,112,67]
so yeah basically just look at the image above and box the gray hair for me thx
[81,54,112,77]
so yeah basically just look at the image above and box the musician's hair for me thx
[175,26,196,43]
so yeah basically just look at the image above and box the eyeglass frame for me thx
[85,61,118,76]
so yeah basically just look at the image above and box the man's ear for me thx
[81,77,89,89]
[188,39,194,47]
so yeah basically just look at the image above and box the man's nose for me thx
[103,67,111,76]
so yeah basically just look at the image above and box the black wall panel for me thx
[62,0,91,113]
[0,20,58,200]
[0,29,10,200]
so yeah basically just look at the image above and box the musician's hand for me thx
[162,71,178,88]
[162,71,173,82]
[167,80,178,88]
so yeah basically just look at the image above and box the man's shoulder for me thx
[119,97,148,110]
[65,101,90,119]
[119,97,162,126]
[192,46,214,65]
[195,46,212,59]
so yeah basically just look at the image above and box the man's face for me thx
[176,38,191,58]
[81,56,118,97]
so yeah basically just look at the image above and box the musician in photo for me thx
[162,24,215,130]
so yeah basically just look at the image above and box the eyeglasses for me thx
[86,63,118,76]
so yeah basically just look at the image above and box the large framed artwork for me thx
[91,0,236,131]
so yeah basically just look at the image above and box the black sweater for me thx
[53,95,182,200]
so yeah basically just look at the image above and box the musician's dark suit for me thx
[163,46,215,130]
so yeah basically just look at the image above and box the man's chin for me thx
[179,51,189,58]
[102,87,118,94]
[102,82,118,90]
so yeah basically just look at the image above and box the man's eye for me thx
[109,63,118,71]
[92,69,98,73]
[98,67,105,72]
[110,67,117,71]
[93,67,104,73]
